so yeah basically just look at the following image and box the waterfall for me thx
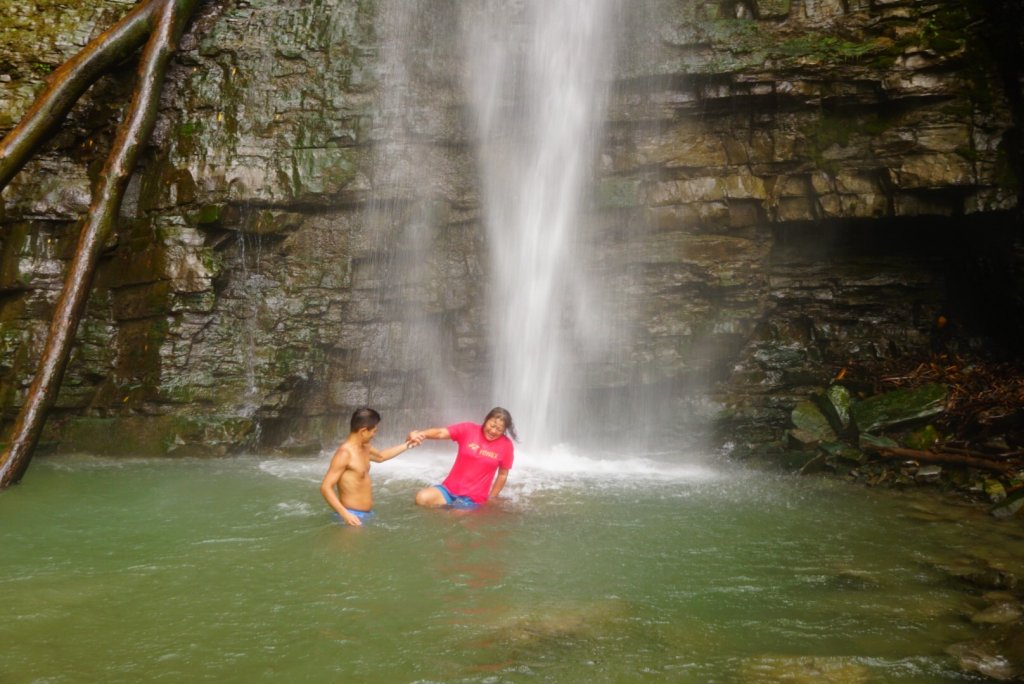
[369,0,620,447]
[236,230,263,413]
[462,0,619,447]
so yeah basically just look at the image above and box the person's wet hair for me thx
[484,406,518,442]
[350,407,382,432]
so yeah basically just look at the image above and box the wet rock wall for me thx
[0,0,1021,455]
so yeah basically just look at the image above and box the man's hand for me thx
[341,511,363,526]
[407,427,449,444]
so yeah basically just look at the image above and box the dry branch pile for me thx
[878,356,1024,468]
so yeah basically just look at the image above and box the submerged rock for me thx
[947,639,1024,681]
[957,569,1019,592]
[991,488,1024,520]
[741,655,871,683]
[469,599,628,651]
[970,601,1024,625]
[826,568,883,591]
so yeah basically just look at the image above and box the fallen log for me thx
[0,0,162,192]
[872,446,1015,475]
[0,0,199,488]
[937,445,1021,460]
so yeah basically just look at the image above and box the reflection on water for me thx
[1,451,1020,682]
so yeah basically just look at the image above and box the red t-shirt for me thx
[442,422,515,503]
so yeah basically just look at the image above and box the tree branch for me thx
[0,0,199,487]
[872,446,1014,475]
[0,0,163,193]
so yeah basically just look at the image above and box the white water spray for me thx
[366,0,457,414]
[463,0,620,448]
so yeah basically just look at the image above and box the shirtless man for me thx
[320,407,414,526]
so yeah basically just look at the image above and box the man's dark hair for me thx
[350,407,382,432]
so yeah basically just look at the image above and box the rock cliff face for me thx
[1,0,1021,455]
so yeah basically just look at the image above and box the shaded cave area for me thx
[771,210,1024,360]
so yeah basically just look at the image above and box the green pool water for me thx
[0,449,1016,682]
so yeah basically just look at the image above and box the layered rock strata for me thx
[0,0,1020,454]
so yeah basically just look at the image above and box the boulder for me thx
[825,384,852,432]
[851,383,948,433]
[947,639,1022,681]
[791,399,838,444]
[914,464,942,483]
[990,488,1024,519]
[971,601,1024,625]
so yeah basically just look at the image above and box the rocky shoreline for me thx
[895,488,1024,681]
[784,353,1023,518]
[775,352,1024,679]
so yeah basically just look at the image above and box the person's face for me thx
[483,417,506,441]
[359,425,378,443]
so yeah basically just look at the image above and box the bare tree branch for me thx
[0,0,162,193]
[1,0,199,487]
[872,446,1014,475]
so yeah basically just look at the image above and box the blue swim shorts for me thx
[434,484,479,510]
[334,508,375,524]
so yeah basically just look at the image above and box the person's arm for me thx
[369,440,415,463]
[407,426,450,445]
[488,468,510,501]
[319,446,362,526]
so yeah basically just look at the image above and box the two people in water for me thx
[319,406,517,526]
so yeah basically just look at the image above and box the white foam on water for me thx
[258,444,722,498]
[191,537,259,546]
[272,500,316,517]
[257,458,323,482]
[511,444,720,482]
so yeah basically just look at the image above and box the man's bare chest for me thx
[345,456,371,479]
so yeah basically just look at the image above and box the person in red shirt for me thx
[408,407,517,508]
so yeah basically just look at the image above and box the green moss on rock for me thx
[56,415,256,456]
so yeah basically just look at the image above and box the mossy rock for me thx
[991,488,1024,519]
[824,384,851,431]
[851,383,948,434]
[858,433,898,451]
[790,399,837,443]
[54,415,255,456]
[905,424,941,450]
[820,440,864,464]
[754,0,791,20]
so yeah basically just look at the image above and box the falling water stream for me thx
[367,0,622,445]
[463,0,619,447]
